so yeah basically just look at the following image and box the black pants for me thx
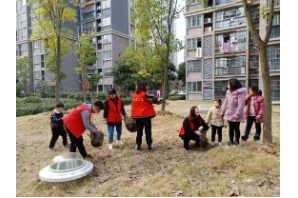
[243,116,261,139]
[67,129,87,157]
[211,125,223,142]
[181,133,199,149]
[228,121,241,143]
[49,130,67,148]
[136,117,152,146]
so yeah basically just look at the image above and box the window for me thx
[187,38,201,50]
[187,82,202,92]
[215,31,247,53]
[267,0,280,6]
[103,68,112,77]
[21,43,28,51]
[267,44,280,70]
[102,0,111,9]
[187,15,202,28]
[249,79,259,87]
[82,5,95,13]
[82,12,95,20]
[22,0,27,6]
[215,6,246,29]
[21,28,27,40]
[249,55,259,74]
[33,55,41,65]
[82,21,95,33]
[21,13,26,21]
[214,80,245,98]
[103,51,111,60]
[46,71,55,82]
[215,56,246,76]
[270,76,280,101]
[215,0,236,6]
[187,60,202,71]
[33,40,40,48]
[268,12,280,38]
[104,85,112,92]
[102,17,111,27]
[102,34,111,43]
[34,71,41,79]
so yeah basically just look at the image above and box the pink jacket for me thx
[244,95,264,123]
[221,88,246,122]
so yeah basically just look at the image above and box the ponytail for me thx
[249,85,262,96]
[257,89,262,96]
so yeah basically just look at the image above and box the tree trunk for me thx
[259,44,272,143]
[161,51,169,111]
[135,77,137,92]
[82,71,86,103]
[55,37,61,104]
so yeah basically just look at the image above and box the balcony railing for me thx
[215,0,237,6]
[215,66,246,76]
[215,16,246,30]
[215,42,246,53]
[267,0,280,6]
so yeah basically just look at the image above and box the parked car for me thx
[168,90,178,94]
[178,91,186,95]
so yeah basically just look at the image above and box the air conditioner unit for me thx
[196,47,202,59]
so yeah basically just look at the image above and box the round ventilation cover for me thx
[39,153,93,182]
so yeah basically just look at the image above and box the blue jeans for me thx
[107,125,122,144]
[243,116,261,139]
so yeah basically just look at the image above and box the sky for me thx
[175,0,186,66]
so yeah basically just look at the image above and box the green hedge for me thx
[167,94,186,100]
[122,97,133,105]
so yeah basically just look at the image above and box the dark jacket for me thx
[104,96,127,126]
[50,110,64,132]
[182,116,209,138]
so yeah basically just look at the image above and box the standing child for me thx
[241,86,264,141]
[49,103,70,151]
[205,99,228,147]
[104,88,127,150]
[221,79,246,147]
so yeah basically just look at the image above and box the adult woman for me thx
[179,106,209,150]
[131,81,169,151]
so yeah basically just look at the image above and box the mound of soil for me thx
[156,110,173,116]
[242,143,280,157]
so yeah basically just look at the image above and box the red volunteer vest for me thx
[179,116,201,136]
[131,91,156,118]
[64,105,92,138]
[107,97,122,123]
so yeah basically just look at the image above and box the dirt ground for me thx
[16,100,280,197]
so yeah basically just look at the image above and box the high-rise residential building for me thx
[80,0,135,92]
[16,0,134,94]
[16,0,81,93]
[169,21,178,69]
[184,0,280,103]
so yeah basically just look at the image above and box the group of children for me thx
[49,78,264,154]
[180,78,264,150]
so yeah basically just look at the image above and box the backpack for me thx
[179,116,201,136]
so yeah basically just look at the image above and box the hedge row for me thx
[167,94,186,100]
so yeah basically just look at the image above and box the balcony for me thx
[215,7,246,30]
[81,0,95,8]
[249,56,259,74]
[215,31,247,54]
[215,0,237,6]
[267,0,280,7]
[215,56,246,76]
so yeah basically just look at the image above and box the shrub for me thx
[122,97,133,105]
[117,92,126,98]
[48,93,55,98]
[93,92,108,100]
[168,95,185,100]
[23,96,42,104]
[167,94,186,100]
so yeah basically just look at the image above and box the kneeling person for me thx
[179,106,209,150]
[104,88,127,150]
[63,101,104,158]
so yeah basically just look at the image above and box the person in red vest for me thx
[63,101,104,158]
[179,106,209,150]
[103,88,127,150]
[131,81,169,151]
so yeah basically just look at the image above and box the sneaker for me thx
[116,140,124,144]
[108,144,113,150]
[241,136,248,142]
[64,143,71,147]
[234,141,239,146]
[84,154,93,159]
[183,148,187,150]
[211,142,215,147]
[148,145,153,151]
[218,142,222,147]
[227,141,233,147]
[49,147,56,151]
[135,145,141,151]
[253,136,260,141]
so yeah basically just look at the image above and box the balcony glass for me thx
[215,7,246,30]
[215,31,247,53]
[215,56,246,76]
[249,56,259,75]
[215,0,236,6]
[267,44,280,70]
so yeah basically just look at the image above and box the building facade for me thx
[184,0,280,103]
[80,0,135,92]
[16,0,82,93]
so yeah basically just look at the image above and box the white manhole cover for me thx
[39,153,93,182]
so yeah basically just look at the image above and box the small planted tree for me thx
[177,62,186,86]
[29,0,80,104]
[74,30,98,103]
[16,57,33,96]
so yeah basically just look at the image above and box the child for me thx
[104,88,127,150]
[241,86,264,141]
[205,99,228,147]
[179,106,209,150]
[221,79,246,147]
[49,103,69,151]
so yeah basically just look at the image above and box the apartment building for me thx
[184,0,280,103]
[80,0,135,92]
[16,0,81,93]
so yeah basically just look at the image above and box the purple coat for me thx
[221,88,246,122]
[244,95,264,123]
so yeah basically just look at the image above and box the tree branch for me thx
[264,0,274,44]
